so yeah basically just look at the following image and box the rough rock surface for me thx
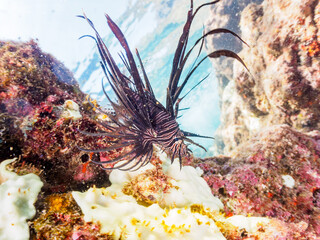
[0,40,110,192]
[201,0,320,238]
[207,0,320,154]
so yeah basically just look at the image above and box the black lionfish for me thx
[78,0,248,171]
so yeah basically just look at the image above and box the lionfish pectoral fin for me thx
[77,141,132,153]
[141,149,153,168]
[178,147,183,170]
[100,151,139,170]
[171,152,175,164]
[128,149,153,172]
[91,145,138,165]
[182,130,214,139]
[171,144,179,164]
[208,49,251,74]
[110,148,145,171]
[183,137,207,152]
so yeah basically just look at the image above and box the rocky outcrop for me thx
[207,0,320,154]
[0,41,110,192]
[203,0,320,238]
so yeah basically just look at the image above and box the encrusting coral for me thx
[0,158,43,240]
[72,149,291,240]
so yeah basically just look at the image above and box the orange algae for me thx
[32,193,110,240]
[301,39,320,57]
[32,193,81,239]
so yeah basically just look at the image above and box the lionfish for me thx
[78,0,248,171]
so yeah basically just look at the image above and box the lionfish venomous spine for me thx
[78,0,248,171]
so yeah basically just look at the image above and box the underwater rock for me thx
[0,158,43,240]
[204,0,263,98]
[0,40,110,192]
[203,0,320,237]
[204,1,320,236]
[195,125,320,238]
[207,0,320,154]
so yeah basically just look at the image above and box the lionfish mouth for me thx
[77,0,249,171]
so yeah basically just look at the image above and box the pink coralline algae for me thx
[194,125,320,239]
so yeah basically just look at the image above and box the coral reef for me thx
[0,40,111,192]
[1,0,320,237]
[32,193,109,239]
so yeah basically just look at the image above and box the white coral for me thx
[0,159,43,240]
[72,150,270,239]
